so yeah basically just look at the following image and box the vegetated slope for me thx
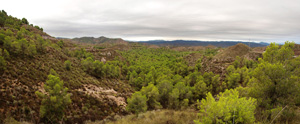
[140,40,269,47]
[88,109,198,124]
[214,43,251,60]
[0,10,133,123]
[72,36,128,45]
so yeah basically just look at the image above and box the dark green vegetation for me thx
[35,70,72,123]
[72,36,128,45]
[1,10,300,124]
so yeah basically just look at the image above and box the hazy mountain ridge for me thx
[72,37,269,48]
[140,40,269,47]
[72,36,128,45]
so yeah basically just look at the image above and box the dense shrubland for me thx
[123,42,300,124]
[35,70,72,123]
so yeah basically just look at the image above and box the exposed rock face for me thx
[101,57,106,63]
[77,84,127,110]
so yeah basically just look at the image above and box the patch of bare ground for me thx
[77,84,127,109]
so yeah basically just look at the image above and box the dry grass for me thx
[86,109,198,124]
[3,117,33,124]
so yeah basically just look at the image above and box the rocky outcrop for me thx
[76,84,127,110]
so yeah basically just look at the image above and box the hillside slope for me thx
[0,10,133,123]
[214,43,251,60]
[72,36,128,45]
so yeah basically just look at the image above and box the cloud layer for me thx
[1,0,300,43]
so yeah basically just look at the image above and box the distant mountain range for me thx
[69,36,269,48]
[138,40,269,47]
[72,36,128,44]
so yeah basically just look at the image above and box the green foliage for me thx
[3,36,13,50]
[0,48,10,59]
[168,88,180,109]
[181,98,189,110]
[204,48,218,56]
[140,83,161,109]
[226,72,240,89]
[244,59,256,68]
[3,14,22,30]
[18,38,29,55]
[11,40,21,54]
[81,57,94,72]
[35,71,72,123]
[131,77,143,90]
[195,89,256,124]
[235,67,250,86]
[225,64,251,89]
[263,41,294,64]
[174,82,191,100]
[36,35,47,53]
[192,72,223,101]
[195,58,202,72]
[0,56,6,74]
[0,33,5,45]
[5,29,14,36]
[57,40,64,48]
[248,62,300,120]
[0,10,8,27]
[50,42,61,50]
[286,56,300,77]
[187,71,201,86]
[122,48,224,111]
[145,72,155,84]
[49,68,59,77]
[3,33,43,56]
[92,60,104,76]
[81,57,120,79]
[277,41,294,63]
[126,92,147,116]
[75,48,94,59]
[248,41,299,122]
[233,56,241,69]
[34,25,43,31]
[157,80,173,107]
[21,18,29,24]
[193,80,207,100]
[64,60,71,70]
[16,31,23,40]
[28,44,37,56]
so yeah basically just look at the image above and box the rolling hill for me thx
[72,36,128,45]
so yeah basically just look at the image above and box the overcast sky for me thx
[1,0,300,43]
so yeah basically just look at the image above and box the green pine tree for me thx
[35,70,72,123]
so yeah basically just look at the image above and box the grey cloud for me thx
[22,0,300,43]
